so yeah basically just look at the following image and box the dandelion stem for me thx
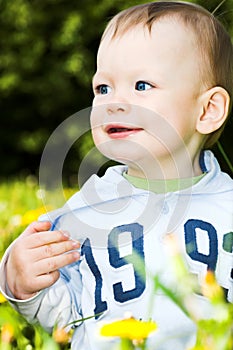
[217,141,233,174]
[212,0,227,14]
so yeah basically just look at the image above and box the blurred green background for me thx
[0,0,232,184]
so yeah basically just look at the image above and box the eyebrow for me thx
[92,70,113,84]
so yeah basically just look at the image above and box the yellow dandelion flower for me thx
[1,324,14,343]
[0,292,7,304]
[21,206,52,226]
[202,270,223,301]
[100,317,157,341]
[53,327,71,344]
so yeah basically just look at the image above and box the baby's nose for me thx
[107,102,131,115]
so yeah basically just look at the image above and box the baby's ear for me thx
[196,86,230,135]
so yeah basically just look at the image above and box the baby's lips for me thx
[104,123,143,133]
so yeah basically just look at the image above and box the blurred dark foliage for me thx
[0,0,232,185]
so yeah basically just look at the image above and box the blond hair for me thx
[101,1,233,148]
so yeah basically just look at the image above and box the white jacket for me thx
[1,150,233,349]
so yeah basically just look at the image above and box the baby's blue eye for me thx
[135,81,152,91]
[97,84,112,95]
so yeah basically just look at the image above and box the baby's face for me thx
[91,18,205,177]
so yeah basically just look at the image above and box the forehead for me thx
[97,18,197,69]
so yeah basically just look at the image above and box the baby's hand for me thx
[6,221,80,300]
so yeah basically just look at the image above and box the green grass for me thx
[0,177,75,349]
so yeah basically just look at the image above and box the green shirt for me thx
[123,172,206,193]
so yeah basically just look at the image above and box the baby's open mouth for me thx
[105,125,143,139]
[107,127,135,134]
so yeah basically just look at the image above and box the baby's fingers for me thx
[35,250,80,276]
[25,230,72,249]
[33,270,61,291]
[32,239,80,262]
[21,221,52,237]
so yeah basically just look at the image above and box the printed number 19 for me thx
[81,223,146,318]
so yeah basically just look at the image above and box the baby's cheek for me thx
[91,127,103,146]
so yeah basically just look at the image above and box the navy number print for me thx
[184,219,218,271]
[81,238,107,317]
[108,223,145,303]
[81,223,145,318]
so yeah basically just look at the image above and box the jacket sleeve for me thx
[0,245,83,333]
